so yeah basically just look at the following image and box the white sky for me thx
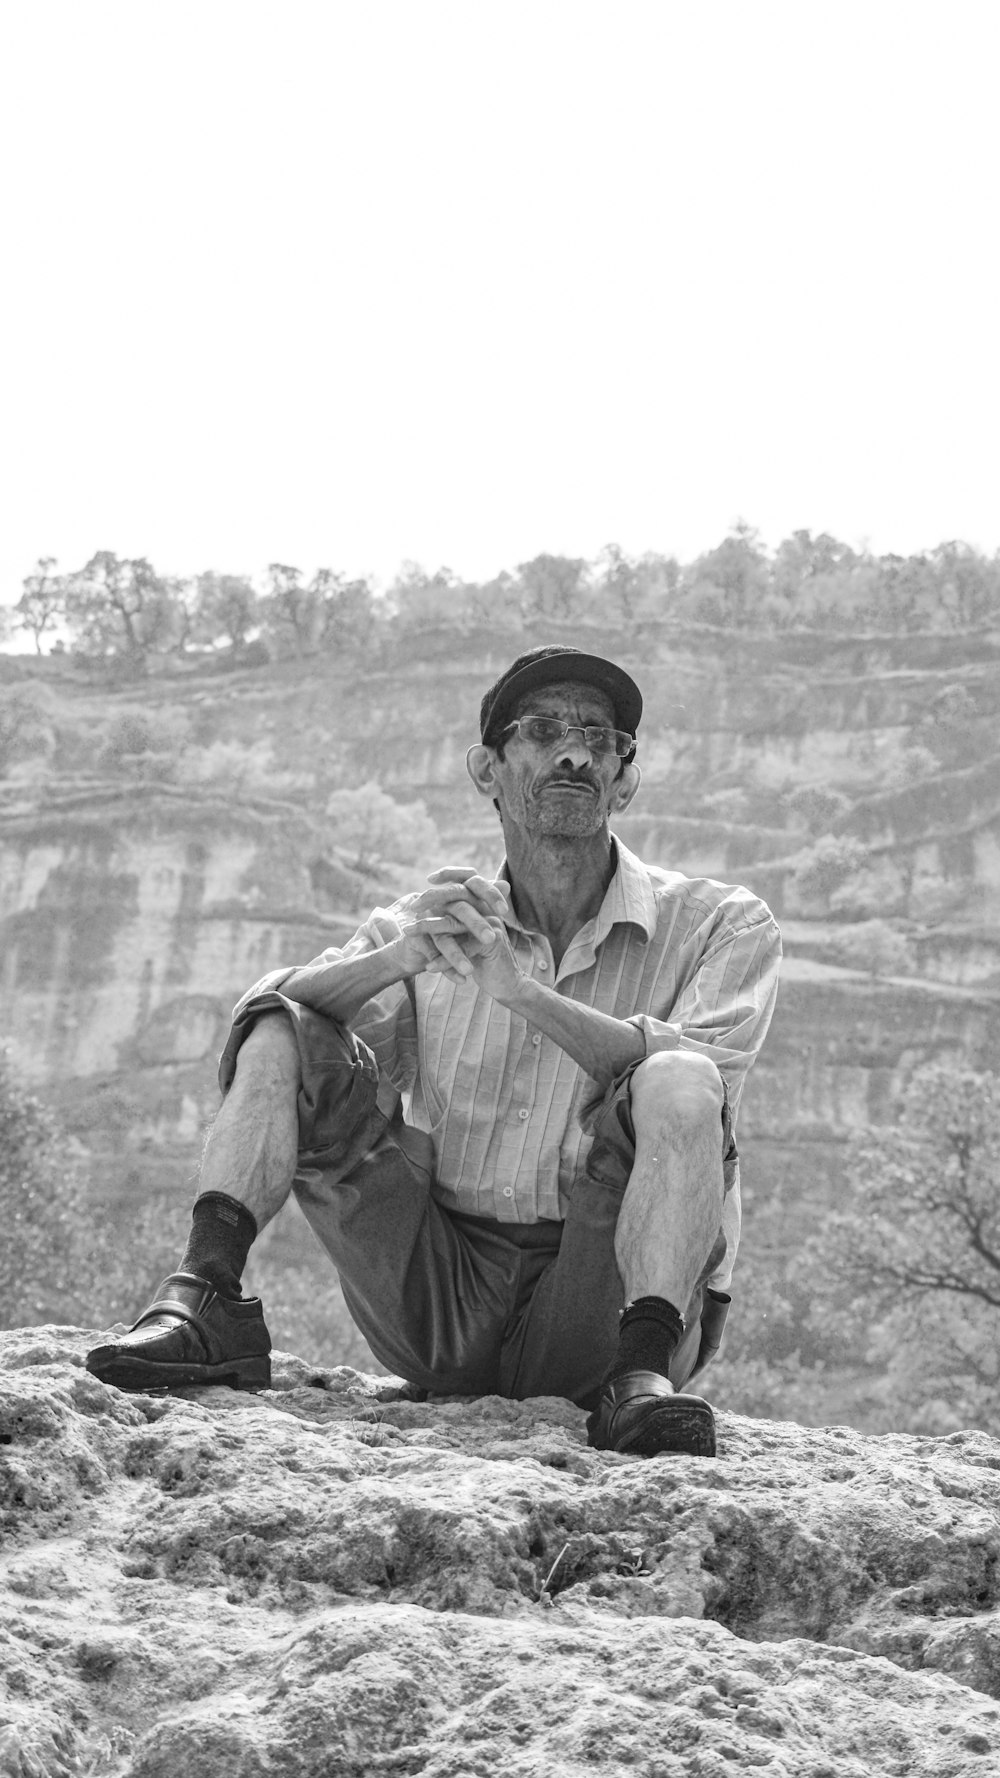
[1,0,998,611]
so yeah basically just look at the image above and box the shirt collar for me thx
[599,837,658,942]
[495,836,657,945]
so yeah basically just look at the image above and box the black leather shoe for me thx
[86,1272,272,1393]
[586,1368,716,1457]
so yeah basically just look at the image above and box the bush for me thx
[0,1048,192,1331]
[0,684,57,777]
[790,835,869,909]
[800,1062,1000,1434]
[326,781,441,873]
[97,709,190,775]
[0,1050,82,1324]
[783,785,853,834]
[175,739,313,799]
[827,919,913,977]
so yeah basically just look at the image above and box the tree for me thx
[773,531,857,589]
[0,683,56,776]
[389,563,463,631]
[96,708,190,778]
[632,552,681,617]
[783,784,853,835]
[326,781,440,874]
[829,919,913,977]
[595,544,644,625]
[315,571,378,655]
[515,554,589,622]
[790,834,869,912]
[0,1048,189,1330]
[163,576,200,655]
[462,569,526,628]
[258,563,328,657]
[684,521,768,626]
[865,552,940,632]
[194,572,260,651]
[915,683,982,771]
[267,562,308,653]
[0,1049,90,1325]
[770,532,863,628]
[62,551,175,667]
[928,541,1000,631]
[15,557,65,653]
[803,1064,1000,1432]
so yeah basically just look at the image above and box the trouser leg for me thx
[294,1106,523,1394]
[226,994,531,1394]
[501,1058,734,1405]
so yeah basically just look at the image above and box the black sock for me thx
[606,1296,685,1387]
[179,1193,258,1299]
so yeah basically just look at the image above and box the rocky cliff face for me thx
[2,1327,999,1776]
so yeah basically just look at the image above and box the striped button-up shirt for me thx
[255,840,780,1290]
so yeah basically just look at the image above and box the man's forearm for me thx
[276,944,410,1027]
[503,975,645,1090]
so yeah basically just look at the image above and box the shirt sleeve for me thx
[626,903,782,1118]
[231,901,421,1097]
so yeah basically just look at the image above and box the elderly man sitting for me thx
[88,644,781,1458]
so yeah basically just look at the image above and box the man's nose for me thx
[555,729,596,768]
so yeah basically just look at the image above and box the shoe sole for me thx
[615,1400,717,1459]
[86,1354,271,1393]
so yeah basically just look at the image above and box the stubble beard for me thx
[529,790,607,839]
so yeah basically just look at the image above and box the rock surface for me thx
[2,1328,1000,1775]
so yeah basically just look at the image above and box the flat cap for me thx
[480,645,642,744]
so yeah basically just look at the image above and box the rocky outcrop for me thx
[2,1326,1000,1775]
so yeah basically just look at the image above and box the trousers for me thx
[220,992,736,1406]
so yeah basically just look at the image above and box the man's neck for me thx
[503,828,617,967]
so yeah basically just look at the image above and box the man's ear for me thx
[612,761,641,814]
[466,743,500,802]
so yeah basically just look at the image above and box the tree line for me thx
[6,527,1000,668]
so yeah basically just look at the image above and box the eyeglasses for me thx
[500,716,636,758]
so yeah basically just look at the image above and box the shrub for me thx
[175,739,313,799]
[97,709,190,775]
[0,1048,193,1331]
[0,684,57,777]
[783,785,853,834]
[790,835,869,908]
[326,781,441,873]
[827,919,914,977]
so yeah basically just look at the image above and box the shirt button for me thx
[532,1034,541,1047]
[518,1109,529,1120]
[536,959,548,972]
[503,1187,514,1198]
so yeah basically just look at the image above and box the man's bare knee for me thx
[629,1050,723,1137]
[229,1011,302,1096]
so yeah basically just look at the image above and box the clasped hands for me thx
[393,867,523,993]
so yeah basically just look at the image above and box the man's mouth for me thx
[542,779,596,794]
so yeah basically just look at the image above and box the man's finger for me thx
[423,954,472,985]
[407,913,468,938]
[426,868,508,914]
[446,901,500,945]
[429,932,475,977]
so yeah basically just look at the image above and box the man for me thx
[88,644,781,1458]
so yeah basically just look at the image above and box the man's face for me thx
[491,680,624,839]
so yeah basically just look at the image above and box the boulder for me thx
[2,1325,999,1775]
